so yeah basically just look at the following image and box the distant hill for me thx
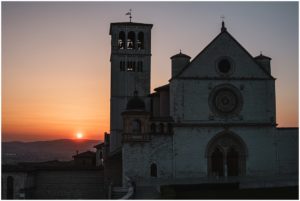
[2,139,101,164]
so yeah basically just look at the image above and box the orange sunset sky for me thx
[2,2,298,142]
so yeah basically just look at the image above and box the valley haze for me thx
[2,139,101,164]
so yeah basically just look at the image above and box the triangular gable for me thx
[172,30,275,80]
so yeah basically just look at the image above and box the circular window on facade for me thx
[216,57,234,76]
[209,84,243,117]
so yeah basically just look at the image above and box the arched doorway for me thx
[206,131,247,177]
[227,147,239,176]
[150,163,157,177]
[211,147,224,176]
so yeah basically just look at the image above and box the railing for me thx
[109,176,136,199]
[119,176,135,200]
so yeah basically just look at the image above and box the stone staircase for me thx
[111,187,129,199]
[134,186,160,199]
[109,176,161,199]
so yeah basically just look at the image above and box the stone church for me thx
[2,20,297,200]
[106,20,298,195]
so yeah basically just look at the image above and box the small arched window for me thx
[127,61,135,71]
[150,163,157,177]
[7,176,14,199]
[132,119,141,133]
[150,123,156,133]
[118,31,125,49]
[159,123,164,133]
[137,32,144,49]
[127,31,135,49]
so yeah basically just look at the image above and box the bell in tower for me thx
[109,21,153,152]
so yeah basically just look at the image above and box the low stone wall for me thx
[2,172,31,199]
[276,128,298,175]
[33,170,105,199]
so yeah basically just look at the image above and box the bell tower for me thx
[109,22,153,152]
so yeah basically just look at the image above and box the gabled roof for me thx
[154,84,169,92]
[171,29,275,80]
[94,143,104,149]
[149,92,159,97]
[149,84,169,97]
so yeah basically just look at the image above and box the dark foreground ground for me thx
[160,183,298,199]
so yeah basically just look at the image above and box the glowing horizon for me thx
[2,2,298,142]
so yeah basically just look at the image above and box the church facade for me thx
[108,21,298,188]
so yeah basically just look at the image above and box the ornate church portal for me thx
[206,132,247,177]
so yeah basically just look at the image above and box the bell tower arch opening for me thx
[137,32,144,49]
[118,31,125,49]
[206,131,247,177]
[127,31,135,49]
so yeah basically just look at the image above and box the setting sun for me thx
[76,132,83,139]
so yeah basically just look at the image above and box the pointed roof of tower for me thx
[170,50,191,59]
[254,53,272,60]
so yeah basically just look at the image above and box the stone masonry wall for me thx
[2,172,29,199]
[173,126,278,178]
[123,135,173,185]
[34,170,105,199]
[171,79,275,124]
[276,128,298,175]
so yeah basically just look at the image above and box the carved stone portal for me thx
[206,132,247,177]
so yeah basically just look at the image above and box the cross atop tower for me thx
[221,15,225,21]
[126,9,132,22]
[221,15,227,32]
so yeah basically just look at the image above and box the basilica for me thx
[104,20,298,197]
[2,19,297,200]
